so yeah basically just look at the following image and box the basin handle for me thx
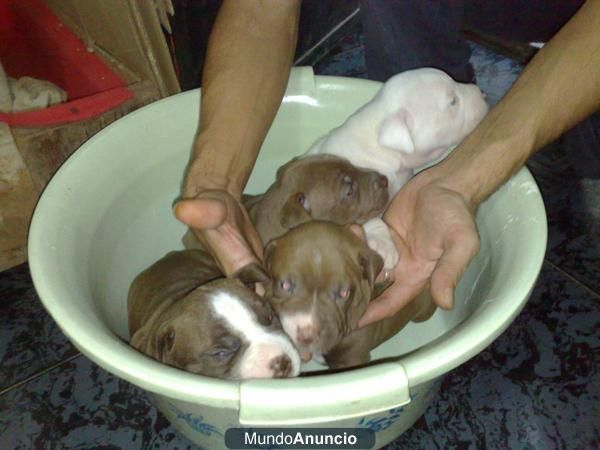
[239,362,411,426]
[284,66,317,97]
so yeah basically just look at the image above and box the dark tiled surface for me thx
[313,28,367,80]
[386,263,600,450]
[0,264,77,392]
[527,145,600,294]
[2,20,600,450]
[0,355,191,449]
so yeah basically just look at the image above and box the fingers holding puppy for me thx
[174,189,264,277]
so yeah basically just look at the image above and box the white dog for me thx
[306,68,489,273]
[306,67,488,196]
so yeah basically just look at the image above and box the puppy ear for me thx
[280,192,311,229]
[233,262,270,288]
[359,248,384,288]
[130,325,151,353]
[129,322,175,362]
[378,108,415,154]
[154,325,176,362]
[275,156,300,182]
[130,322,174,362]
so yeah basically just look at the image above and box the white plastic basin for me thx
[28,67,547,449]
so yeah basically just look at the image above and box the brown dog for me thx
[182,154,389,249]
[263,221,435,369]
[128,249,301,379]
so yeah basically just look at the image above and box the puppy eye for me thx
[342,175,354,197]
[210,336,241,360]
[296,193,305,206]
[261,311,274,326]
[333,287,351,301]
[278,279,294,294]
[210,349,234,361]
[450,94,458,106]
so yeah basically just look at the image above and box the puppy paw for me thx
[363,218,398,269]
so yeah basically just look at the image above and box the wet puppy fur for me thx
[263,221,435,369]
[182,154,389,250]
[262,222,382,361]
[245,154,389,245]
[128,250,301,379]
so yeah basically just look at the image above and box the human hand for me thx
[358,170,480,327]
[174,188,264,277]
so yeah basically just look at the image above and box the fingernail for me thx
[442,287,453,309]
[172,202,183,219]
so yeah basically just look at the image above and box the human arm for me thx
[174,0,301,275]
[360,0,600,326]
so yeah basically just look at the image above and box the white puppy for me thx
[306,68,488,273]
[306,67,488,196]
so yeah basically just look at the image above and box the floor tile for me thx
[313,28,367,79]
[528,146,600,293]
[0,355,194,450]
[0,264,78,392]
[0,263,34,304]
[469,42,522,106]
[385,262,600,449]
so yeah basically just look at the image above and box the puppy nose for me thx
[373,174,388,190]
[297,326,317,346]
[271,355,292,378]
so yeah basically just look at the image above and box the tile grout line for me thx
[544,259,600,299]
[0,351,82,396]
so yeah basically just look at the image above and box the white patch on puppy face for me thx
[281,311,317,350]
[210,292,300,379]
[279,290,321,352]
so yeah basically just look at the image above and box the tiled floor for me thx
[2,24,599,450]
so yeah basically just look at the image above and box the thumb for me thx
[173,198,227,230]
[430,233,480,310]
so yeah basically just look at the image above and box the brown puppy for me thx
[247,154,389,245]
[322,289,435,369]
[263,221,382,360]
[128,249,301,379]
[263,221,435,369]
[182,154,388,249]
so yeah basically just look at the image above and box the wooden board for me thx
[0,80,161,271]
[0,122,37,271]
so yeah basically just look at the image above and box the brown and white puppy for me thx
[183,154,388,249]
[263,221,435,369]
[128,249,301,379]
